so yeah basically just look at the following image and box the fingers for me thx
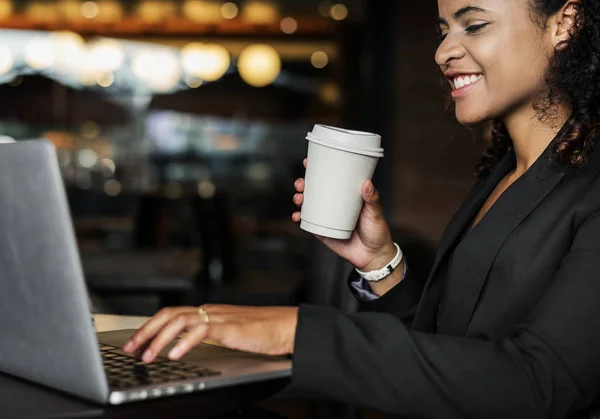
[292,178,304,223]
[123,307,192,354]
[303,158,307,168]
[294,178,305,193]
[141,313,204,363]
[293,193,304,206]
[168,324,209,360]
[137,306,237,363]
[124,304,272,363]
[169,322,240,360]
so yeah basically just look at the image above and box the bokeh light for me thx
[220,2,238,19]
[0,44,14,76]
[96,72,114,88]
[237,44,281,87]
[330,3,348,21]
[24,38,54,70]
[89,39,125,73]
[104,179,122,196]
[311,51,329,69]
[280,17,298,34]
[181,43,230,82]
[81,1,99,18]
[132,49,181,92]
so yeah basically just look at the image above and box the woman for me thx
[123,0,600,417]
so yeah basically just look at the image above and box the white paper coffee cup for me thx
[300,124,384,240]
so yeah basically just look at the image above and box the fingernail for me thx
[168,346,182,360]
[366,184,374,195]
[123,342,134,352]
[142,349,153,363]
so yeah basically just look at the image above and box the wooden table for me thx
[0,315,290,419]
[94,314,149,332]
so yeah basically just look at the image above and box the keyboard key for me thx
[100,343,222,389]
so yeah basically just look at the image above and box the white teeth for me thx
[452,74,482,90]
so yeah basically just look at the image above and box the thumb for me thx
[362,181,383,215]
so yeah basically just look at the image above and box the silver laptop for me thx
[0,140,291,405]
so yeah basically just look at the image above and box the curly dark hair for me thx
[475,0,600,179]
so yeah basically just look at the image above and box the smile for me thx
[448,74,483,98]
[450,74,483,90]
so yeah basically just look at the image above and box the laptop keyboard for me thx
[100,344,221,390]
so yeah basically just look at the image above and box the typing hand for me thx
[122,305,299,363]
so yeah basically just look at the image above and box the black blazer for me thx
[291,136,600,419]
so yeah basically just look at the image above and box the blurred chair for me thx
[83,193,198,316]
[192,192,305,307]
[192,191,237,290]
[133,193,168,249]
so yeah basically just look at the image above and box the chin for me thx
[454,108,489,126]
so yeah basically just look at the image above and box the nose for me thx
[435,34,466,68]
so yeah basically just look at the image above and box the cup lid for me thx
[310,124,381,150]
[306,133,384,158]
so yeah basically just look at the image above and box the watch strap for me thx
[355,243,403,282]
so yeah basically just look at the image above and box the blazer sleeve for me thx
[291,207,600,418]
[347,265,425,327]
[349,261,409,302]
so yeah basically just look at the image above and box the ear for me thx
[552,0,582,45]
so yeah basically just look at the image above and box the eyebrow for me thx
[437,6,490,25]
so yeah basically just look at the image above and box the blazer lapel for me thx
[438,147,567,336]
[411,151,516,331]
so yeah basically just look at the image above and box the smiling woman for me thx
[436,0,600,179]
[125,1,600,418]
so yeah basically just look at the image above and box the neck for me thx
[501,104,571,177]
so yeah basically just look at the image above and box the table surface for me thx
[94,314,149,332]
[0,314,290,419]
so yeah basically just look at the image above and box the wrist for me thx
[369,261,405,296]
[286,308,299,355]
[362,242,397,272]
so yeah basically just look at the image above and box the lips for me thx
[447,75,484,99]
[448,74,483,90]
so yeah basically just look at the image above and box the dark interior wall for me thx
[323,0,486,247]
[389,0,486,244]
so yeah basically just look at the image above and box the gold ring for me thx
[198,307,210,324]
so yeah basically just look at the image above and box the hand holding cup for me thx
[292,139,396,272]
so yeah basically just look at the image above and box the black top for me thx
[292,131,600,418]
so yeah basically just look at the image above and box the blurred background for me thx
[0,0,486,318]
[0,1,492,417]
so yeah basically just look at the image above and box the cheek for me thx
[484,32,549,97]
[452,30,550,124]
[464,40,548,119]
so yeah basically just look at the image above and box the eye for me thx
[436,26,448,43]
[465,23,489,34]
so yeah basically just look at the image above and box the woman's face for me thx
[435,0,554,125]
